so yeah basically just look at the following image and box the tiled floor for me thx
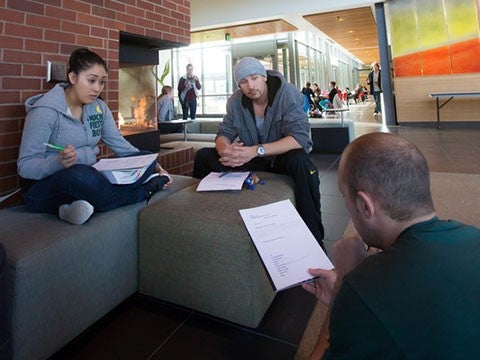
[49,102,480,360]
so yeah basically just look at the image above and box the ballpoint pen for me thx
[43,143,65,151]
[219,172,229,178]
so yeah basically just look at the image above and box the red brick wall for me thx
[0,0,191,207]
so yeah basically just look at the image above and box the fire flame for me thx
[134,97,147,125]
[120,95,155,131]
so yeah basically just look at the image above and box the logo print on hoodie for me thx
[88,112,104,137]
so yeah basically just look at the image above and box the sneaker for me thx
[143,172,160,184]
[142,174,170,202]
[155,163,172,182]
[59,200,94,225]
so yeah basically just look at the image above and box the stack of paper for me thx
[196,171,250,191]
[92,153,158,185]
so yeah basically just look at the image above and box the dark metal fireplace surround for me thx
[119,31,181,152]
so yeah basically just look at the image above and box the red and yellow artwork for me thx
[389,0,480,77]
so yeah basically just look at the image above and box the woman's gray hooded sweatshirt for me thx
[18,83,138,180]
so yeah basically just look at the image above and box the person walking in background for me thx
[193,57,325,249]
[17,48,172,225]
[177,64,201,120]
[367,61,382,116]
[303,132,480,359]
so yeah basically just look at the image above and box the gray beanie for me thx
[233,57,267,85]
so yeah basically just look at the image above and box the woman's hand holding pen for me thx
[59,144,77,168]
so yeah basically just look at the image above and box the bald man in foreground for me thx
[303,132,480,359]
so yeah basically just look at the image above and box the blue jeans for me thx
[181,98,197,120]
[373,91,382,114]
[24,154,157,214]
[0,243,12,358]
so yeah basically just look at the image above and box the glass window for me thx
[170,31,363,116]
[297,41,309,88]
[200,45,231,114]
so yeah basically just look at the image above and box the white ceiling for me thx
[190,0,377,31]
[190,0,381,64]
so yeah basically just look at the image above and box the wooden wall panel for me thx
[394,74,480,123]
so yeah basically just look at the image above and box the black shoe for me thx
[142,175,169,202]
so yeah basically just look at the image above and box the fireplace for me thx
[118,32,181,151]
[118,63,157,134]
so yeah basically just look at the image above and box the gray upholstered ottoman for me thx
[138,172,295,327]
[0,174,198,360]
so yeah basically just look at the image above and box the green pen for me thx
[43,143,65,151]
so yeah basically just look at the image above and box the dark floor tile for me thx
[150,313,297,360]
[321,193,348,216]
[310,154,340,173]
[452,162,480,174]
[50,296,192,360]
[255,286,317,344]
[319,170,341,196]
[322,213,350,243]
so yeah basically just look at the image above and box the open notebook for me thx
[92,153,158,185]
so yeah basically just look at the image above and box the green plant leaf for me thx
[160,61,170,84]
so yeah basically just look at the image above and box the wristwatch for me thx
[257,145,266,157]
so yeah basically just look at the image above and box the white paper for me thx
[92,153,158,171]
[196,171,250,191]
[239,199,333,291]
[108,168,148,185]
[92,153,157,184]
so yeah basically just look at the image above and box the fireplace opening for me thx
[118,63,157,135]
[118,31,184,151]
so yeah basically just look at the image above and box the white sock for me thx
[59,200,94,225]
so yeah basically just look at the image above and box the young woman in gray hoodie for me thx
[17,48,171,225]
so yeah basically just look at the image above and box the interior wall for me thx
[394,74,480,123]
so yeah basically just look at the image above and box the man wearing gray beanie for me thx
[194,57,325,248]
[232,57,267,86]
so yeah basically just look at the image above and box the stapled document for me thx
[196,171,250,191]
[239,199,333,291]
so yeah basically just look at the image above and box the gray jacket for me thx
[218,70,311,153]
[157,95,174,122]
[18,83,138,180]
